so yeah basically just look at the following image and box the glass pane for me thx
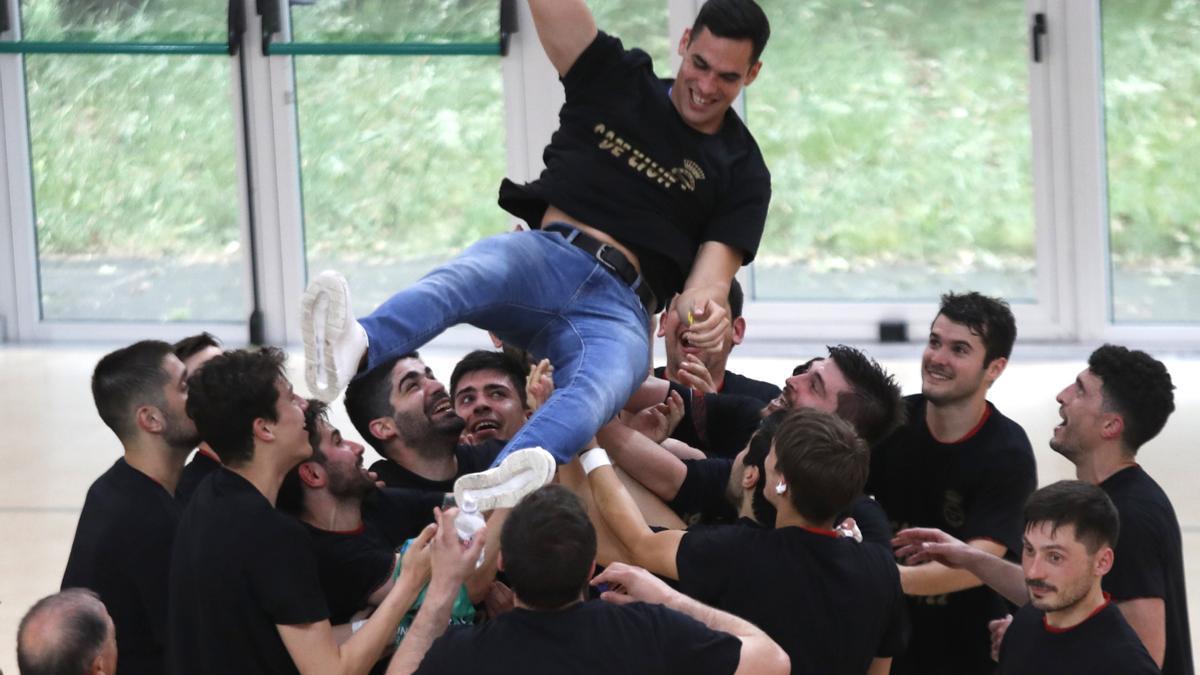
[26,54,243,321]
[590,0,671,77]
[748,0,1035,302]
[1102,0,1200,323]
[19,0,224,43]
[289,0,498,44]
[296,56,507,315]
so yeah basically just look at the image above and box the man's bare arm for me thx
[592,563,790,675]
[896,539,1007,597]
[676,242,742,352]
[527,0,597,77]
[597,419,688,501]
[893,528,1027,604]
[583,450,684,579]
[1117,598,1166,668]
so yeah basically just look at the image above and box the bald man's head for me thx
[18,589,117,675]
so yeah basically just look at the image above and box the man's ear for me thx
[298,461,325,489]
[1095,546,1115,576]
[368,416,397,443]
[741,465,759,490]
[677,28,692,57]
[730,316,746,347]
[135,405,165,434]
[1100,413,1125,443]
[497,549,505,573]
[984,356,1008,386]
[743,60,762,87]
[252,416,274,442]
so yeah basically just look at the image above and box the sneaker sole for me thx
[453,447,557,512]
[301,271,351,402]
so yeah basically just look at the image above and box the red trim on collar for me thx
[329,523,366,536]
[800,526,841,539]
[1042,592,1111,633]
[950,404,993,444]
[197,447,222,464]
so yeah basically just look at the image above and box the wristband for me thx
[580,448,612,475]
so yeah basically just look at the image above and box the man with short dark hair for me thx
[656,278,779,402]
[386,485,789,675]
[301,0,773,514]
[345,353,507,493]
[995,481,1158,673]
[172,331,224,504]
[589,409,908,674]
[62,340,199,675]
[868,291,1037,675]
[169,348,432,675]
[449,349,531,445]
[17,589,118,675]
[276,399,447,627]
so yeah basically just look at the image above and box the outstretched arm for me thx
[892,528,1021,602]
[597,419,688,502]
[528,0,598,77]
[592,563,790,675]
[583,449,684,579]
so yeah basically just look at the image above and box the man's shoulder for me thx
[721,370,781,402]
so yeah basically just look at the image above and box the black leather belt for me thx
[544,222,658,314]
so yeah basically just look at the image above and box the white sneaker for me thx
[301,270,368,402]
[453,447,557,512]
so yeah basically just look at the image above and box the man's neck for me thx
[124,439,189,495]
[1045,585,1108,630]
[924,392,989,443]
[774,508,835,533]
[1073,443,1138,486]
[228,458,287,505]
[390,441,459,482]
[301,492,364,533]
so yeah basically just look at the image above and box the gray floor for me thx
[2,336,1198,672]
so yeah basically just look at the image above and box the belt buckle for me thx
[593,243,617,272]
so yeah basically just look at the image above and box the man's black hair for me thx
[186,347,287,466]
[501,485,596,610]
[826,345,905,447]
[277,398,330,516]
[344,352,419,453]
[1023,480,1119,555]
[745,409,785,526]
[91,340,175,442]
[17,588,110,675]
[936,291,1017,366]
[773,408,869,523]
[728,277,745,320]
[691,0,771,65]
[1087,344,1175,454]
[449,349,529,410]
[171,332,221,362]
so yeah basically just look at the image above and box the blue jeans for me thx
[359,228,651,465]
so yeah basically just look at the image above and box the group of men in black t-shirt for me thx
[28,0,1196,672]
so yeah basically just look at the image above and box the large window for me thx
[748,0,1036,303]
[1102,0,1200,322]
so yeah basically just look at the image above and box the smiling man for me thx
[867,291,1037,675]
[344,352,505,494]
[302,0,772,515]
[449,350,531,446]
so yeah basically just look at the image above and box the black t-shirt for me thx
[997,601,1159,674]
[665,380,763,457]
[654,365,781,404]
[414,600,741,674]
[677,524,908,674]
[176,448,220,506]
[1101,465,1193,675]
[866,394,1038,675]
[61,458,180,675]
[168,468,329,674]
[369,440,504,493]
[499,31,771,301]
[304,488,443,624]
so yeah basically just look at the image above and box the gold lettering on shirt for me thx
[593,123,705,192]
